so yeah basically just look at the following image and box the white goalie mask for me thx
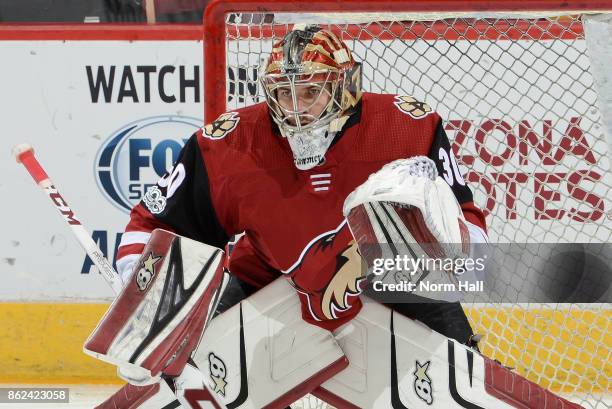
[261,25,362,170]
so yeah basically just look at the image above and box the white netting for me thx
[216,10,612,409]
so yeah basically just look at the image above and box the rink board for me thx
[0,302,608,394]
[0,28,204,302]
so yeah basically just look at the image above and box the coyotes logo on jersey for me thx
[202,112,240,140]
[285,221,367,322]
[394,95,433,119]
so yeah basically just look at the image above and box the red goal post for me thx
[203,1,612,407]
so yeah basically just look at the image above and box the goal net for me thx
[204,1,612,408]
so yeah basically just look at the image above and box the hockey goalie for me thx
[86,25,584,409]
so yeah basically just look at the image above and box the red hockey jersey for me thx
[119,92,486,331]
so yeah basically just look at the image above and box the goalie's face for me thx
[264,72,338,131]
[261,25,362,169]
[276,82,333,128]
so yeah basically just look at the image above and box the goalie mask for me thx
[261,25,362,170]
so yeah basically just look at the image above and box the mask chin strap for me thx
[282,115,349,171]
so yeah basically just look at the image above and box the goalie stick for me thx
[12,143,123,295]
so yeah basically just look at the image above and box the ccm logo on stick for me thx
[44,185,81,225]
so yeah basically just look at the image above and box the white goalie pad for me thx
[96,363,219,409]
[343,157,474,302]
[84,229,225,382]
[97,325,231,408]
[95,380,179,409]
[343,156,470,252]
[191,278,348,409]
[313,298,584,409]
[346,201,476,303]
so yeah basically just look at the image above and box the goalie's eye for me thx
[306,86,320,96]
[278,88,292,98]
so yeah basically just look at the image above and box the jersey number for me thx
[438,148,466,187]
[158,163,186,199]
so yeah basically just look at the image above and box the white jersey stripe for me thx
[119,231,151,247]
[116,253,140,284]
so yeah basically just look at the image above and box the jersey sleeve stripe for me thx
[119,231,151,247]
[117,243,146,260]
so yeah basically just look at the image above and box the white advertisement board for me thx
[1,40,203,301]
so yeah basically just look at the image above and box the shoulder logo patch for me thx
[202,112,240,140]
[394,95,433,119]
[143,185,167,214]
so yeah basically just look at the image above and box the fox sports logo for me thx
[95,116,202,213]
